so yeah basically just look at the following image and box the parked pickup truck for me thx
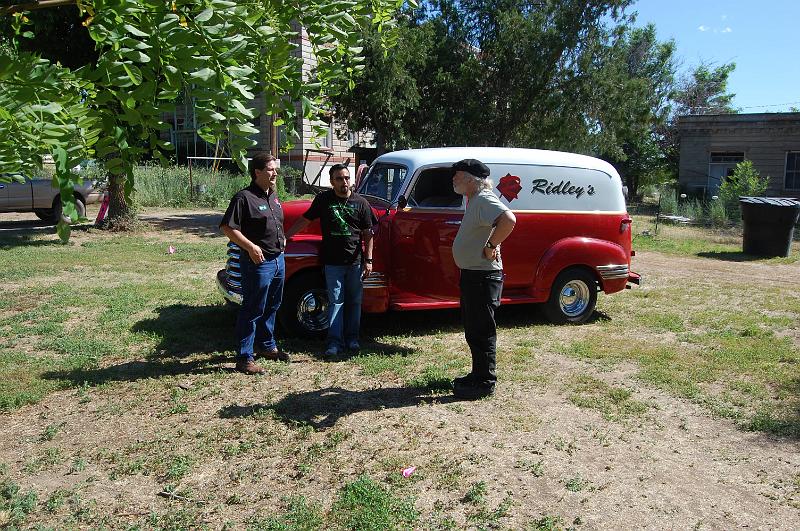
[0,174,102,224]
[217,147,641,336]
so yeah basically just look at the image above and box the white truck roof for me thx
[374,147,620,178]
[372,147,625,213]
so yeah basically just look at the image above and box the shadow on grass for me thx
[360,302,574,338]
[749,377,800,440]
[219,385,463,430]
[0,224,95,248]
[38,301,606,389]
[41,304,237,386]
[139,211,223,239]
[696,251,782,262]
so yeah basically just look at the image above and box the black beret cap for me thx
[452,158,490,178]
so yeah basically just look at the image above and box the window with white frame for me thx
[786,152,800,190]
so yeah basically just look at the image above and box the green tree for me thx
[332,0,682,177]
[1,0,405,240]
[660,61,737,178]
[594,23,676,198]
[673,62,737,116]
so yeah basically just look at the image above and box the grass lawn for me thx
[0,210,798,528]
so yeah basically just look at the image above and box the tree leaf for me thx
[188,68,217,82]
[195,8,214,22]
[123,24,149,38]
[122,63,143,85]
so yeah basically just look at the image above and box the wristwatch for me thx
[365,258,374,263]
[485,241,497,249]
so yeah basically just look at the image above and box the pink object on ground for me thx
[168,245,176,254]
[402,466,416,478]
[95,192,110,225]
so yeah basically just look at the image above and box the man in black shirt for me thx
[220,152,289,374]
[285,163,374,357]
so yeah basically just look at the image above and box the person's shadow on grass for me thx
[218,384,461,430]
[41,304,237,386]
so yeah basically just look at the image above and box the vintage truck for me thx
[217,147,640,335]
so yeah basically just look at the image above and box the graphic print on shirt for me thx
[329,202,356,236]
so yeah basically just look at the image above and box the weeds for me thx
[0,479,37,528]
[332,475,419,530]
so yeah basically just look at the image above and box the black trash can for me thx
[739,197,800,257]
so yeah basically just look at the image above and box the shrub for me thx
[678,198,702,220]
[658,189,678,215]
[708,197,728,227]
[132,163,305,208]
[718,160,770,220]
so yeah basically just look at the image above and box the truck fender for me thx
[533,237,628,296]
[284,238,322,279]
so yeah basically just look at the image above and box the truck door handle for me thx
[445,220,461,225]
[0,184,5,189]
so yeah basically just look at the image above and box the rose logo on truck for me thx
[497,173,522,202]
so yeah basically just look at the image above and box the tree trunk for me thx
[376,132,387,156]
[105,172,134,227]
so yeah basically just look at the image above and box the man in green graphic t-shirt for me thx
[285,164,374,357]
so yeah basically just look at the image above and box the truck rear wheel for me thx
[543,268,597,324]
[279,271,329,337]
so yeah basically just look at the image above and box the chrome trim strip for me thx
[363,272,387,289]
[285,253,317,258]
[596,264,629,279]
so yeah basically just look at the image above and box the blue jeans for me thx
[236,253,284,360]
[324,262,363,350]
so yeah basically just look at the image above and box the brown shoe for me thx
[260,348,290,362]
[235,359,266,375]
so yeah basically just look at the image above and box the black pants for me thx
[459,269,503,384]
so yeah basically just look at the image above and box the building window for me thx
[786,152,800,191]
[708,151,745,194]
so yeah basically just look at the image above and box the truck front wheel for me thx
[543,268,598,324]
[279,272,329,337]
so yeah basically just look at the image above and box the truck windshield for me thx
[358,163,408,204]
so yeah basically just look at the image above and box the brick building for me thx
[677,112,800,198]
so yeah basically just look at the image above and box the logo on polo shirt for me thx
[258,205,268,211]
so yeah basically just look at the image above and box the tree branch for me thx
[1,0,76,15]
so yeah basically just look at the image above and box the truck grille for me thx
[216,242,243,304]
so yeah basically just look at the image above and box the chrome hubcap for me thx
[559,280,590,317]
[297,290,329,331]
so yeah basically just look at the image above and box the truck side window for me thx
[410,167,463,208]
[361,164,407,203]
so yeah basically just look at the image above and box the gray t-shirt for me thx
[452,189,510,271]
